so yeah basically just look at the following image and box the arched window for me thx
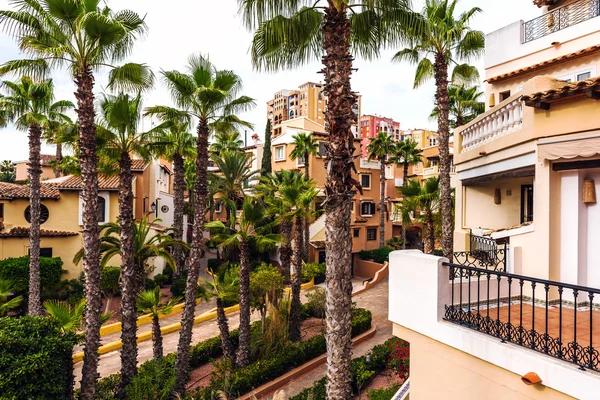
[98,196,106,223]
[24,204,49,224]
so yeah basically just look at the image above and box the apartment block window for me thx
[275,146,285,161]
[499,90,511,102]
[353,228,360,238]
[361,201,376,216]
[520,185,534,223]
[0,203,3,220]
[577,72,592,81]
[318,141,327,157]
[361,174,371,189]
[29,247,52,257]
[296,154,306,166]
[98,196,106,223]
[366,228,377,241]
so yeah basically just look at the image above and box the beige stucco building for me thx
[14,154,56,182]
[390,1,600,398]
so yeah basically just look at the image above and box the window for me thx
[296,154,306,166]
[25,204,49,224]
[318,251,326,264]
[577,72,592,81]
[499,90,511,102]
[367,228,377,241]
[361,174,371,189]
[520,185,534,223]
[558,69,594,83]
[353,229,360,238]
[361,201,376,216]
[275,146,285,161]
[318,141,327,157]
[215,202,223,213]
[0,203,3,220]
[28,248,52,257]
[98,196,106,223]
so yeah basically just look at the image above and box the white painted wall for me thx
[585,170,600,288]
[155,192,174,227]
[388,251,600,400]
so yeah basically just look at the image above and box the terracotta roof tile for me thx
[0,182,60,200]
[487,45,600,84]
[0,227,78,238]
[59,175,121,191]
[131,159,148,171]
[521,76,600,103]
[533,0,562,6]
[40,154,57,166]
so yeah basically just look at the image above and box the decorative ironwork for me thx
[451,249,507,277]
[523,0,600,43]
[444,263,600,372]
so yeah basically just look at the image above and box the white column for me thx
[560,171,586,285]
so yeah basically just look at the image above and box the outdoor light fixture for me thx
[494,188,502,205]
[584,179,596,204]
[150,201,156,213]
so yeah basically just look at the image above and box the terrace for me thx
[523,0,600,43]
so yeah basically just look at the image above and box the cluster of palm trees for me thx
[0,0,485,398]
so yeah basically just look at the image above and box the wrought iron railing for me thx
[523,0,600,43]
[452,248,507,277]
[444,263,600,372]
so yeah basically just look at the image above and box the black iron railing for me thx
[523,0,600,43]
[452,248,507,277]
[444,263,600,372]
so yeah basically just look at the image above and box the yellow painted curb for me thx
[284,277,315,294]
[73,302,239,364]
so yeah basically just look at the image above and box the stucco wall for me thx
[353,257,384,279]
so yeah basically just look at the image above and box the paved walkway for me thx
[264,278,391,399]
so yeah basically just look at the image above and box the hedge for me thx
[371,247,393,264]
[0,316,78,399]
[358,250,373,260]
[0,256,64,295]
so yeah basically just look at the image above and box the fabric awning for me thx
[538,135,600,161]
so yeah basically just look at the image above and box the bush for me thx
[0,256,64,296]
[366,384,401,400]
[304,288,326,320]
[170,276,187,297]
[288,377,327,400]
[163,265,174,284]
[301,262,325,283]
[58,274,85,304]
[386,236,404,250]
[371,247,393,264]
[352,357,376,394]
[207,258,221,274]
[358,250,373,260]
[153,273,169,287]
[433,249,444,257]
[101,266,121,295]
[126,355,176,400]
[352,307,373,337]
[0,316,78,399]
[145,278,157,290]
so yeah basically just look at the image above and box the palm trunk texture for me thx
[173,153,185,276]
[236,239,251,367]
[75,67,102,400]
[435,54,454,259]
[426,211,435,255]
[379,159,386,249]
[27,123,42,316]
[280,221,293,281]
[151,316,163,360]
[289,216,304,342]
[118,153,138,398]
[303,154,310,262]
[216,297,235,363]
[55,142,63,178]
[322,6,356,399]
[402,163,409,250]
[173,118,209,396]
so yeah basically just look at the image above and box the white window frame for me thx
[296,153,306,167]
[79,191,110,226]
[275,145,286,161]
[556,66,596,83]
[214,201,223,213]
[360,174,371,190]
[360,201,376,217]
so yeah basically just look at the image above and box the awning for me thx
[538,135,600,161]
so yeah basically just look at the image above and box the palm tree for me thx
[240,2,413,396]
[42,105,74,178]
[206,197,282,368]
[289,132,319,262]
[367,132,394,248]
[0,3,153,395]
[144,54,254,395]
[137,287,182,360]
[400,177,440,254]
[261,119,272,176]
[0,160,16,183]
[0,94,9,128]
[149,117,196,275]
[210,131,245,155]
[430,84,484,128]
[200,268,240,364]
[96,92,156,391]
[393,0,484,258]
[0,77,72,316]
[0,279,23,316]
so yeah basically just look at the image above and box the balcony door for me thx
[520,185,534,223]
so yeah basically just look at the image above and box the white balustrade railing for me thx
[460,98,523,153]
[360,158,381,170]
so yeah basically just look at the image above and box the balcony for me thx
[422,165,456,178]
[523,0,600,43]
[459,97,523,153]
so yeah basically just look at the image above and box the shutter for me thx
[370,202,376,215]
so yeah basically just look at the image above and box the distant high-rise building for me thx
[267,81,361,138]
[359,115,402,158]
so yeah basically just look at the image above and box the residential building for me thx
[399,128,439,149]
[359,114,401,158]
[270,117,393,266]
[390,1,600,398]
[0,159,177,278]
[14,154,56,182]
[267,81,362,138]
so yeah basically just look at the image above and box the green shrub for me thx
[301,262,325,283]
[352,356,376,394]
[0,256,64,296]
[352,307,372,337]
[371,247,393,264]
[58,274,85,304]
[153,273,168,287]
[145,278,157,290]
[366,384,401,400]
[0,316,78,399]
[304,288,326,320]
[101,266,121,295]
[433,249,444,257]
[170,276,187,297]
[288,377,327,400]
[163,265,174,284]
[207,258,221,273]
[386,236,404,250]
[126,355,176,400]
[358,250,373,260]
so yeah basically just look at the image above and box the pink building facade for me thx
[359,114,401,158]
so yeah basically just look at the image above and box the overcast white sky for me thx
[0,0,541,161]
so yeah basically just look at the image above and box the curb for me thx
[238,325,378,400]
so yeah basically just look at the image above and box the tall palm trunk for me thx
[378,159,386,248]
[280,221,293,281]
[322,6,355,399]
[172,153,185,277]
[151,316,163,360]
[27,123,42,316]
[75,67,102,400]
[402,162,409,250]
[434,54,453,259]
[303,153,310,262]
[117,152,137,398]
[425,209,435,254]
[55,143,63,178]
[215,297,235,363]
[289,216,304,342]
[173,118,209,396]
[236,239,251,367]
